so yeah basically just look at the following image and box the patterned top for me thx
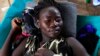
[24,35,73,56]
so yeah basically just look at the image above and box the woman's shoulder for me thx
[66,37,89,56]
[66,37,78,44]
[66,37,85,48]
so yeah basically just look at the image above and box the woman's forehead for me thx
[40,6,60,15]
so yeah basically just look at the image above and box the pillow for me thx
[58,1,77,37]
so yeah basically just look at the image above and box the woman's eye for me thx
[56,18,61,22]
[56,19,60,22]
[46,16,52,21]
[55,16,61,21]
[44,19,50,23]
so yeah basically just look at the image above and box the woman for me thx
[1,0,89,56]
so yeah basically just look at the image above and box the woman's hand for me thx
[12,17,22,30]
[34,47,54,56]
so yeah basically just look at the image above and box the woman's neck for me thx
[41,34,50,43]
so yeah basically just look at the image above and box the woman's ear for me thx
[34,19,40,29]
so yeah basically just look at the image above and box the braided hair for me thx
[33,0,63,20]
[22,0,64,37]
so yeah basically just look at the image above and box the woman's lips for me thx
[49,27,61,33]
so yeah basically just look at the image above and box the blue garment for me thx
[0,0,35,48]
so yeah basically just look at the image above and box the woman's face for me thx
[37,6,63,39]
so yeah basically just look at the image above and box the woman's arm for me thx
[12,38,26,56]
[1,28,21,56]
[0,18,22,56]
[67,37,90,56]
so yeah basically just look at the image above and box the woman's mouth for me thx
[49,27,61,34]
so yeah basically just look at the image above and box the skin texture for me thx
[0,6,89,56]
